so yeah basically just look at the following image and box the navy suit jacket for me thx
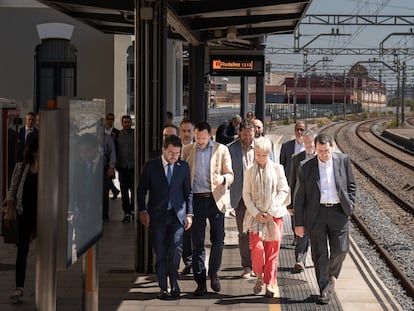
[18,126,38,161]
[227,139,245,209]
[137,157,193,226]
[293,152,357,232]
[279,139,296,184]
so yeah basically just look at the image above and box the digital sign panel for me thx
[210,55,264,76]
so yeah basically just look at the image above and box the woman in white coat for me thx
[242,136,290,297]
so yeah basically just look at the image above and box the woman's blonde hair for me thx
[254,136,272,153]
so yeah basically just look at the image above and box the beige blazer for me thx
[181,141,234,213]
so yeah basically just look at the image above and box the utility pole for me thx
[402,61,406,127]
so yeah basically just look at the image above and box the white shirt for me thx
[318,157,340,204]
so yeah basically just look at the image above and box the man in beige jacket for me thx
[181,121,233,296]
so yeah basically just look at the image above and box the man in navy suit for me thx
[137,135,193,300]
[294,133,356,305]
[18,112,38,161]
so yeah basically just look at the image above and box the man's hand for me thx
[139,211,150,228]
[295,226,305,238]
[212,173,224,186]
[184,215,193,230]
[106,167,115,177]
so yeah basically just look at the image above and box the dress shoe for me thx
[111,189,120,200]
[321,276,335,296]
[240,267,251,279]
[122,213,131,223]
[170,282,181,299]
[265,284,274,298]
[293,261,305,273]
[10,287,23,303]
[181,264,192,275]
[157,289,169,300]
[210,273,221,292]
[253,277,263,294]
[194,283,207,296]
[317,291,329,304]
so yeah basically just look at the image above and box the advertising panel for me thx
[57,97,105,269]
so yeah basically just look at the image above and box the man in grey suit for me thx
[227,119,256,278]
[294,133,356,305]
[289,130,316,273]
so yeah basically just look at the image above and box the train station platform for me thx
[0,124,404,310]
[382,128,414,152]
[0,197,402,311]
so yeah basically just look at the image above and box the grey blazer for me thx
[227,139,245,209]
[293,152,357,231]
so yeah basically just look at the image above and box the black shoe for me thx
[157,289,169,300]
[317,292,330,304]
[210,273,221,292]
[111,190,120,200]
[170,281,181,299]
[122,214,131,223]
[130,212,135,221]
[181,264,192,275]
[194,283,207,296]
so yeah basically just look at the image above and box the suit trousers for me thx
[309,205,349,292]
[118,167,134,213]
[16,211,36,288]
[249,217,283,285]
[181,229,192,266]
[191,195,225,284]
[235,199,251,269]
[150,209,184,291]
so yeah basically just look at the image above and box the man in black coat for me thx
[294,133,356,305]
[18,112,38,161]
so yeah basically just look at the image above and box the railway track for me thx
[321,120,414,300]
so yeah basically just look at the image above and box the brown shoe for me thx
[210,273,221,292]
[253,277,263,294]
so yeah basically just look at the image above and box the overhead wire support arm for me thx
[301,14,414,26]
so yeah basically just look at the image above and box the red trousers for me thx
[249,217,283,285]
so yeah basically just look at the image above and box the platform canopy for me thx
[38,0,312,47]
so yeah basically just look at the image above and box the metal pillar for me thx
[240,76,249,118]
[255,76,265,122]
[134,0,167,272]
[82,245,98,311]
[189,44,207,122]
[36,108,62,311]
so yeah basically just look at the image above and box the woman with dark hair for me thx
[5,138,39,302]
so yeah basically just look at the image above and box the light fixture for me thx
[226,27,237,42]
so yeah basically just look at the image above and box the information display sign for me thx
[210,54,265,76]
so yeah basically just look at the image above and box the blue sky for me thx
[266,0,414,78]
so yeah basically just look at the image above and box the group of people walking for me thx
[3,111,356,306]
[137,114,357,305]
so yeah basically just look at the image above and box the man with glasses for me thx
[279,121,306,246]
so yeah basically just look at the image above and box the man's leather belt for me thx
[320,203,341,208]
[194,192,213,198]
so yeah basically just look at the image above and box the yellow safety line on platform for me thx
[269,284,281,311]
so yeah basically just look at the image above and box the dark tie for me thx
[167,164,172,210]
[167,164,172,185]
